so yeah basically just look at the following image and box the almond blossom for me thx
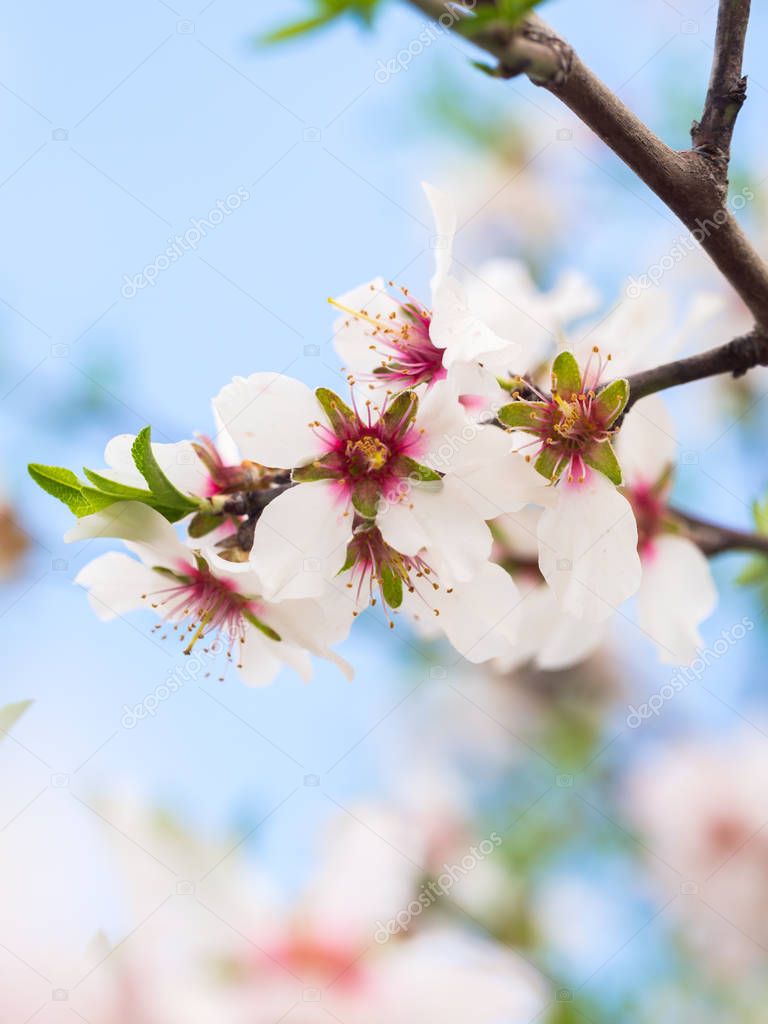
[332,182,598,403]
[499,348,642,623]
[213,372,541,603]
[331,182,517,396]
[66,501,353,685]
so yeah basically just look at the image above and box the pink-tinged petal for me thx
[617,394,678,487]
[75,552,160,620]
[638,534,717,664]
[65,501,188,570]
[249,481,351,600]
[212,373,322,470]
[423,181,457,291]
[538,474,641,622]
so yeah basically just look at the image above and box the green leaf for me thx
[28,464,94,517]
[380,563,403,609]
[351,478,380,519]
[243,610,282,642]
[82,468,157,502]
[315,388,357,437]
[593,378,629,426]
[736,559,768,587]
[551,351,582,399]
[187,511,223,538]
[498,401,546,431]
[583,441,623,486]
[534,446,564,482]
[260,0,381,45]
[131,428,198,513]
[382,391,419,438]
[392,456,442,483]
[0,700,33,739]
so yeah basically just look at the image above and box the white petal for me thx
[102,435,208,496]
[538,475,641,622]
[236,628,287,687]
[423,181,456,291]
[75,552,159,621]
[65,501,188,570]
[249,482,352,600]
[212,373,322,469]
[431,277,519,367]
[638,534,717,664]
[264,593,355,680]
[445,427,549,519]
[417,562,522,663]
[616,395,678,486]
[332,277,402,378]
[380,479,492,583]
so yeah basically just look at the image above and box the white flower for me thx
[331,182,521,396]
[66,501,353,685]
[617,395,717,664]
[213,373,541,602]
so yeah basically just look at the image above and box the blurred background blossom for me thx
[3,1,768,1019]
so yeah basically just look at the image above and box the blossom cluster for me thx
[30,183,722,685]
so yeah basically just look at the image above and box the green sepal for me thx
[392,456,442,483]
[381,391,419,438]
[583,441,623,486]
[188,511,223,538]
[292,454,342,483]
[337,542,358,575]
[551,351,582,399]
[593,378,629,426]
[242,609,282,642]
[534,446,564,482]
[498,401,546,431]
[151,565,194,584]
[131,428,199,514]
[380,563,403,609]
[28,464,95,517]
[351,478,380,518]
[315,388,357,437]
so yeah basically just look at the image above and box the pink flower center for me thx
[626,481,667,557]
[145,560,261,661]
[313,395,426,503]
[333,292,446,389]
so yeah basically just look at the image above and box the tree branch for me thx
[672,507,768,557]
[404,1,768,328]
[623,327,768,412]
[691,0,750,186]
